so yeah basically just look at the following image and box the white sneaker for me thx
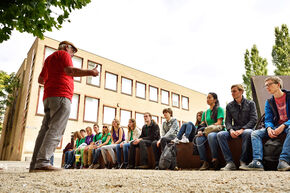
[171,137,180,144]
[239,161,246,169]
[221,162,236,171]
[180,136,189,143]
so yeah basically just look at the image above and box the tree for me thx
[0,71,20,131]
[272,24,290,75]
[242,45,268,100]
[0,0,91,43]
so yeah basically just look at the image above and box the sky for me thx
[0,0,289,107]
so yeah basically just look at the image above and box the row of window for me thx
[44,47,189,110]
[36,87,184,129]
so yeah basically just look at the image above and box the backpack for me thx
[263,138,283,170]
[158,143,177,170]
[255,113,265,130]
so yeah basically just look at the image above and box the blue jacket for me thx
[264,89,290,128]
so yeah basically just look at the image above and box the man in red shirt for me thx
[30,41,99,172]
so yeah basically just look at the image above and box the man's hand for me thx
[120,142,124,148]
[133,139,141,145]
[236,129,244,136]
[230,130,239,139]
[91,66,99,76]
[157,140,161,148]
[273,125,285,136]
[197,131,203,137]
[267,128,277,138]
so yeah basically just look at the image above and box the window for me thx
[72,56,83,82]
[135,112,144,129]
[182,96,189,110]
[105,72,118,91]
[172,93,180,107]
[136,82,146,99]
[84,97,99,123]
[149,86,158,102]
[121,77,133,95]
[120,109,132,127]
[161,89,169,105]
[152,115,158,124]
[103,106,116,125]
[44,47,56,60]
[69,94,80,120]
[87,61,101,87]
[36,86,44,115]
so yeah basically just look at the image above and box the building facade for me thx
[0,37,207,161]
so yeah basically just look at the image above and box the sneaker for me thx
[239,160,264,171]
[180,136,189,143]
[277,160,290,171]
[199,161,209,171]
[88,164,95,169]
[221,162,236,171]
[172,137,180,144]
[93,163,100,169]
[155,165,159,170]
[238,161,247,170]
[120,163,127,169]
[211,159,219,170]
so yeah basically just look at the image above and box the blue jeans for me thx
[177,122,196,141]
[64,150,75,165]
[92,148,102,164]
[251,126,290,163]
[116,143,130,165]
[217,129,252,163]
[196,132,219,161]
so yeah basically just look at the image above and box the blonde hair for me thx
[231,84,244,92]
[265,76,283,88]
[128,118,137,132]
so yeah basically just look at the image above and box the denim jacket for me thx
[225,96,258,131]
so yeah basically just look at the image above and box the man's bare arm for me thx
[64,66,99,77]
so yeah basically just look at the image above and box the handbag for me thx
[203,110,224,136]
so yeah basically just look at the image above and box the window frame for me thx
[104,71,118,92]
[83,95,100,124]
[102,105,117,125]
[149,85,159,103]
[181,95,189,111]
[135,81,146,100]
[161,89,170,106]
[121,76,133,96]
[35,86,45,116]
[68,93,80,121]
[86,60,102,88]
[119,108,132,127]
[71,55,84,83]
[171,92,180,108]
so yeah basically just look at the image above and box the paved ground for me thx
[0,161,289,193]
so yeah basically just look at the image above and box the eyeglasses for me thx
[68,45,77,53]
[264,82,276,88]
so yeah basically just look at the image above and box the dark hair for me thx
[162,108,173,117]
[195,111,203,126]
[208,92,220,122]
[93,123,99,128]
[80,129,86,133]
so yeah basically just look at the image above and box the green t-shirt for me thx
[201,107,225,126]
[93,132,103,142]
[76,138,85,148]
[130,130,133,141]
[102,133,112,145]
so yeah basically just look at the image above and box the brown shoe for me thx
[199,161,209,170]
[32,165,62,172]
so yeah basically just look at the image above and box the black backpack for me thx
[158,143,177,170]
[263,138,283,170]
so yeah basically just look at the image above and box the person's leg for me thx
[107,144,117,164]
[279,126,290,163]
[177,124,186,140]
[240,129,253,163]
[87,148,93,166]
[35,97,71,169]
[128,143,136,167]
[92,149,98,164]
[151,140,159,167]
[196,136,208,162]
[123,143,130,165]
[116,144,122,165]
[217,131,232,163]
[64,151,69,165]
[207,132,219,160]
[100,145,111,165]
[188,122,197,142]
[251,128,268,161]
[29,99,50,171]
[160,137,173,151]
[83,149,89,167]
[184,122,195,139]
[139,140,152,166]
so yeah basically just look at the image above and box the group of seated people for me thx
[63,76,290,171]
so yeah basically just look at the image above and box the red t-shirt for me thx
[274,92,287,125]
[40,50,74,101]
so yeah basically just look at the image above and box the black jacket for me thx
[139,120,160,141]
[225,97,258,131]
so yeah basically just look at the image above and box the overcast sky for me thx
[0,0,289,107]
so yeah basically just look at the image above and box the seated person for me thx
[172,111,203,143]
[79,126,94,168]
[152,108,179,169]
[83,124,102,168]
[217,84,257,170]
[196,92,225,170]
[75,129,86,168]
[128,112,160,169]
[116,118,141,169]
[241,76,290,171]
[101,119,125,168]
[90,125,112,169]
[64,131,83,169]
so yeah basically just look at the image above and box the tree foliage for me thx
[243,45,268,100]
[0,71,20,131]
[0,0,91,43]
[272,24,290,75]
